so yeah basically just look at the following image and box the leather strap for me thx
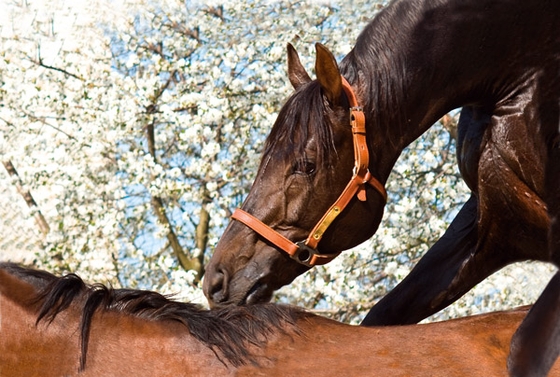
[304,77,386,249]
[231,209,299,257]
[231,209,337,266]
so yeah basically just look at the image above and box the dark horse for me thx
[203,0,560,374]
[3,262,560,376]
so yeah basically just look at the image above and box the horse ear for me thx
[315,43,342,106]
[287,43,311,90]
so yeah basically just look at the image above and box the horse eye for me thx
[293,160,316,175]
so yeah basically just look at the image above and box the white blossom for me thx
[0,0,553,324]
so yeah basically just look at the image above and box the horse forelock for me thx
[6,265,308,369]
[263,82,337,172]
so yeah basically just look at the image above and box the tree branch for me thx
[144,108,205,280]
[27,49,84,81]
[2,160,50,236]
[150,195,192,271]
[193,199,210,282]
[440,113,459,141]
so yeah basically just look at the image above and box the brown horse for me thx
[1,262,559,377]
[203,0,560,374]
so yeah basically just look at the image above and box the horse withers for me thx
[2,262,559,376]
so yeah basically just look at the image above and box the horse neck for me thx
[341,0,554,181]
[0,271,79,376]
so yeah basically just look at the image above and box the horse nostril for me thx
[205,266,229,306]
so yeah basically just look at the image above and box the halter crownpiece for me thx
[232,76,387,267]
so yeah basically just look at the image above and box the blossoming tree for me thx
[0,0,554,323]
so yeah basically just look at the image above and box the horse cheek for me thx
[284,176,313,225]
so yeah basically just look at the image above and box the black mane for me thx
[340,1,417,152]
[2,263,306,370]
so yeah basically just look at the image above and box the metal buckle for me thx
[292,241,318,267]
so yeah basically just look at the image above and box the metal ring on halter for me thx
[293,241,341,267]
[293,241,319,267]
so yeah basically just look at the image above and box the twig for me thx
[2,160,50,236]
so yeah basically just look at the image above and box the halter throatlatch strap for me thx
[231,76,387,267]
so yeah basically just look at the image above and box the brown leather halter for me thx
[232,76,387,267]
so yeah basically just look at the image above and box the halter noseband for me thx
[232,76,387,267]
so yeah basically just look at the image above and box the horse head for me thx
[203,44,386,307]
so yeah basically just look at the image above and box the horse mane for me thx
[2,261,58,288]
[340,1,421,152]
[2,264,307,370]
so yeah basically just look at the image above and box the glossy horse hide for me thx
[203,0,560,373]
[2,262,559,377]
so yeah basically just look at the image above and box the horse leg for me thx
[509,90,560,376]
[362,195,477,325]
[362,107,490,326]
[549,142,560,266]
[363,101,550,326]
[362,192,543,326]
[508,271,560,377]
